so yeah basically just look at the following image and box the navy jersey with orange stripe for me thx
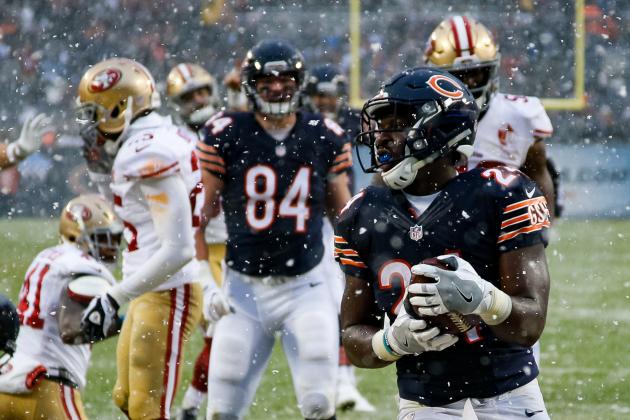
[334,166,550,406]
[198,111,351,276]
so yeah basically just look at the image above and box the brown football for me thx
[404,257,482,335]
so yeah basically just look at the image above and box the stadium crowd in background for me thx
[0,0,626,216]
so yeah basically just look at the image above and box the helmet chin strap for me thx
[381,157,420,190]
[380,131,474,190]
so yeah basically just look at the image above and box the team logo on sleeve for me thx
[426,75,464,99]
[89,68,122,93]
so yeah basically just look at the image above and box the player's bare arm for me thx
[340,275,391,369]
[195,169,224,261]
[491,243,550,345]
[522,140,556,219]
[325,171,352,221]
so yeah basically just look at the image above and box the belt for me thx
[45,367,79,389]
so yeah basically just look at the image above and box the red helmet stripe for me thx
[462,16,475,55]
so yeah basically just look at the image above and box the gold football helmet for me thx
[76,57,161,154]
[424,16,499,112]
[60,194,123,263]
[166,63,219,127]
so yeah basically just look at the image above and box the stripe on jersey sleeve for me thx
[329,143,353,174]
[498,196,550,244]
[196,140,225,176]
[334,235,367,268]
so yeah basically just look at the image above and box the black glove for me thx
[80,293,120,343]
[81,129,115,174]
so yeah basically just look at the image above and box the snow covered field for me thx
[1,218,628,419]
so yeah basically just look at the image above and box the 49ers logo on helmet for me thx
[426,75,464,99]
[89,68,122,93]
[66,204,92,222]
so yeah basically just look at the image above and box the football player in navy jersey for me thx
[304,64,374,413]
[336,68,551,419]
[196,40,352,420]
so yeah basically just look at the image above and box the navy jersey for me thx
[334,166,550,406]
[198,111,351,276]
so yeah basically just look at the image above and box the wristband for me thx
[480,286,512,325]
[371,329,402,362]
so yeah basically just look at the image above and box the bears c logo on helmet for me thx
[89,68,122,93]
[425,74,464,99]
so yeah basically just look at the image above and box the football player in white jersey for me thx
[0,194,121,420]
[0,113,51,170]
[424,15,555,220]
[424,15,555,364]
[75,57,209,419]
[166,62,230,420]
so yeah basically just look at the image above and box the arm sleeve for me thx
[496,177,551,252]
[324,118,353,177]
[107,175,195,305]
[527,97,553,140]
[196,113,233,180]
[333,190,372,280]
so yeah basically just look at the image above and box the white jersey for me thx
[468,93,553,169]
[111,113,203,291]
[12,243,115,389]
[178,124,228,245]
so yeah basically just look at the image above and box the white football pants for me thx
[398,378,549,420]
[321,219,345,312]
[207,262,339,419]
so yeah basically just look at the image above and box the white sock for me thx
[182,386,207,410]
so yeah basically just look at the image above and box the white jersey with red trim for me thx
[12,243,115,390]
[111,112,203,291]
[178,124,228,245]
[468,93,553,169]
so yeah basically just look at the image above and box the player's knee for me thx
[211,329,251,383]
[112,386,128,413]
[299,391,335,419]
[294,312,336,361]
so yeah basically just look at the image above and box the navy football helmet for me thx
[356,67,479,189]
[241,40,306,117]
[0,294,19,368]
[304,64,348,118]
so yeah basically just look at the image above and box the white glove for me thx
[198,260,232,322]
[409,255,512,325]
[372,311,458,361]
[6,113,51,162]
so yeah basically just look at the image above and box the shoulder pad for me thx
[203,111,238,138]
[497,94,553,137]
[67,275,113,305]
[116,133,180,180]
[323,118,346,137]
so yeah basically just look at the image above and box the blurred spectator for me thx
[0,0,624,216]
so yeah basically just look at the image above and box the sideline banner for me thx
[547,144,630,218]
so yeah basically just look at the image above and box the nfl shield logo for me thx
[409,224,423,241]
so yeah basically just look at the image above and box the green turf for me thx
[1,218,629,419]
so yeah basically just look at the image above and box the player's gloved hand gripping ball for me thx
[405,255,513,333]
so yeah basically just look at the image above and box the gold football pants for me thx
[113,283,202,419]
[0,379,86,419]
[207,243,226,287]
